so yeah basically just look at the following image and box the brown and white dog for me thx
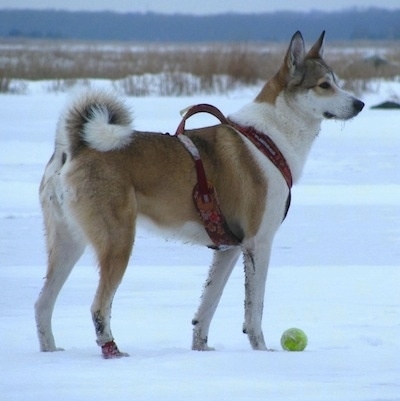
[35,31,364,358]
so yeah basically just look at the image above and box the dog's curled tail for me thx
[57,89,133,156]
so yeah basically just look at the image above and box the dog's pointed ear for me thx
[286,31,305,73]
[307,31,325,58]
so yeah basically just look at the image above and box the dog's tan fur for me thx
[35,31,364,357]
[65,126,266,243]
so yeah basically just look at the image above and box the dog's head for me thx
[257,31,364,121]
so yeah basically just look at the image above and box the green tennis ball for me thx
[281,328,308,351]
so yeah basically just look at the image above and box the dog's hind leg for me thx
[84,189,136,359]
[192,246,241,351]
[242,242,272,351]
[35,198,86,352]
[91,242,133,359]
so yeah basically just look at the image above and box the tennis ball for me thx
[281,328,308,351]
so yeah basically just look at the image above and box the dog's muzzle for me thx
[324,98,365,120]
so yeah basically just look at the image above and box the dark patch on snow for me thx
[371,101,400,110]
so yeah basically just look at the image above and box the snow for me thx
[1,80,399,400]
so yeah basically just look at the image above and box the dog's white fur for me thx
[35,31,364,356]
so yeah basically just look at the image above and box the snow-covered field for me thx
[1,80,399,400]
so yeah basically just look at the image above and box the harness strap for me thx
[176,104,230,200]
[174,103,293,249]
[176,105,241,249]
[177,104,292,189]
[176,134,209,197]
[228,121,293,188]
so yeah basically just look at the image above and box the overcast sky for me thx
[1,0,399,14]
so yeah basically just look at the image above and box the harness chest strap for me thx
[228,121,293,188]
[174,103,292,249]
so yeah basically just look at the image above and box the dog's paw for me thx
[192,336,215,351]
[192,344,215,351]
[41,346,65,352]
[101,341,129,359]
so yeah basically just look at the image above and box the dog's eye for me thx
[319,82,331,89]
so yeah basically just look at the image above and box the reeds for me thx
[0,38,399,95]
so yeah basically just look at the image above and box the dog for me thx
[35,31,364,358]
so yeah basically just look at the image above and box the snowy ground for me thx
[0,80,399,400]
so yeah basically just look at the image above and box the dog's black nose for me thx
[353,99,365,112]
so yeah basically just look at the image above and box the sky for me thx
[0,0,399,14]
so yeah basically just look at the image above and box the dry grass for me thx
[0,38,399,95]
[326,43,400,95]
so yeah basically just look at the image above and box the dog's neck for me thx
[229,99,321,184]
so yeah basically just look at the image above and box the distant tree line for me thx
[0,8,399,42]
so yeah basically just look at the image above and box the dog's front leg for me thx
[192,247,241,351]
[242,244,272,350]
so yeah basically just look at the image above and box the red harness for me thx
[174,103,292,249]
